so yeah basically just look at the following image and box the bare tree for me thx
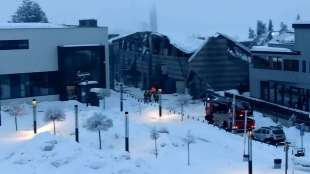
[150,128,160,158]
[183,130,196,166]
[85,113,113,149]
[7,104,26,131]
[177,95,191,121]
[44,107,66,135]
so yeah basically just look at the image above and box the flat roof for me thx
[0,23,68,29]
[251,46,300,55]
[292,21,310,29]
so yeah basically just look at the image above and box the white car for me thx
[253,126,286,144]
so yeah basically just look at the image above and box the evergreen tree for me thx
[279,22,289,33]
[11,0,48,23]
[256,20,266,36]
[268,19,274,32]
[296,14,301,21]
[248,28,255,39]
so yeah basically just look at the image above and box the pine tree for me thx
[248,28,255,39]
[256,20,266,36]
[268,19,274,33]
[11,0,48,23]
[296,14,301,21]
[280,22,289,33]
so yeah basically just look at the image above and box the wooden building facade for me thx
[187,33,252,98]
[110,32,191,93]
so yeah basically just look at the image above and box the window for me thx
[283,60,299,72]
[0,40,29,50]
[302,60,306,72]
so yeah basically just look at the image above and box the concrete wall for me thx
[0,27,108,75]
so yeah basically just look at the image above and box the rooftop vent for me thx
[79,19,98,27]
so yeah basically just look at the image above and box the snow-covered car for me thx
[253,126,286,144]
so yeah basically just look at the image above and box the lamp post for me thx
[125,111,129,152]
[248,130,253,174]
[32,99,37,134]
[243,110,248,161]
[284,142,289,174]
[158,89,162,117]
[74,105,79,142]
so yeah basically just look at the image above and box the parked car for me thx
[253,126,286,144]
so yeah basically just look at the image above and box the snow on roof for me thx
[216,33,251,55]
[251,46,295,53]
[0,23,67,29]
[163,33,206,54]
[269,31,295,45]
[109,31,206,54]
[188,33,251,62]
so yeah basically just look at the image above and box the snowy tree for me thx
[11,0,48,23]
[248,28,255,39]
[177,95,192,121]
[85,113,113,149]
[183,130,196,166]
[7,104,26,131]
[44,107,66,135]
[296,14,301,21]
[279,22,289,33]
[150,128,160,158]
[256,20,266,36]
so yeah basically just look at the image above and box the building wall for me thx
[189,37,249,98]
[0,27,108,75]
[295,28,310,61]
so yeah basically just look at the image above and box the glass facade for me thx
[260,80,310,111]
[58,46,106,101]
[0,72,59,100]
[0,40,29,50]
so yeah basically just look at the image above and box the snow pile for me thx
[0,89,309,174]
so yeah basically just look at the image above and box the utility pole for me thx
[158,89,162,117]
[120,84,124,112]
[74,105,79,143]
[32,99,37,134]
[125,112,129,152]
[284,142,289,174]
[248,131,253,174]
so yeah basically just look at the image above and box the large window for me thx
[283,60,299,72]
[0,40,29,50]
[0,72,59,100]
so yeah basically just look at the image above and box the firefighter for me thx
[144,90,149,103]
[153,91,159,103]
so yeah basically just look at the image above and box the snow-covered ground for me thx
[0,88,309,174]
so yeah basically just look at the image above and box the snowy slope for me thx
[0,89,309,174]
[1,0,310,40]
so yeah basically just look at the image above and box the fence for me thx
[224,92,310,126]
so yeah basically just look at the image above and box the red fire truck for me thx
[205,96,255,131]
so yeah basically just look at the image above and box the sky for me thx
[1,0,310,40]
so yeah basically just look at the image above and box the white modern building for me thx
[250,22,310,112]
[0,20,109,103]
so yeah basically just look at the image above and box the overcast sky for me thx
[1,0,310,40]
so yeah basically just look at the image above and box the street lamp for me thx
[158,89,162,117]
[32,99,37,134]
[125,111,129,152]
[248,130,253,174]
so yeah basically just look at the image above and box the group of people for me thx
[144,87,160,103]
